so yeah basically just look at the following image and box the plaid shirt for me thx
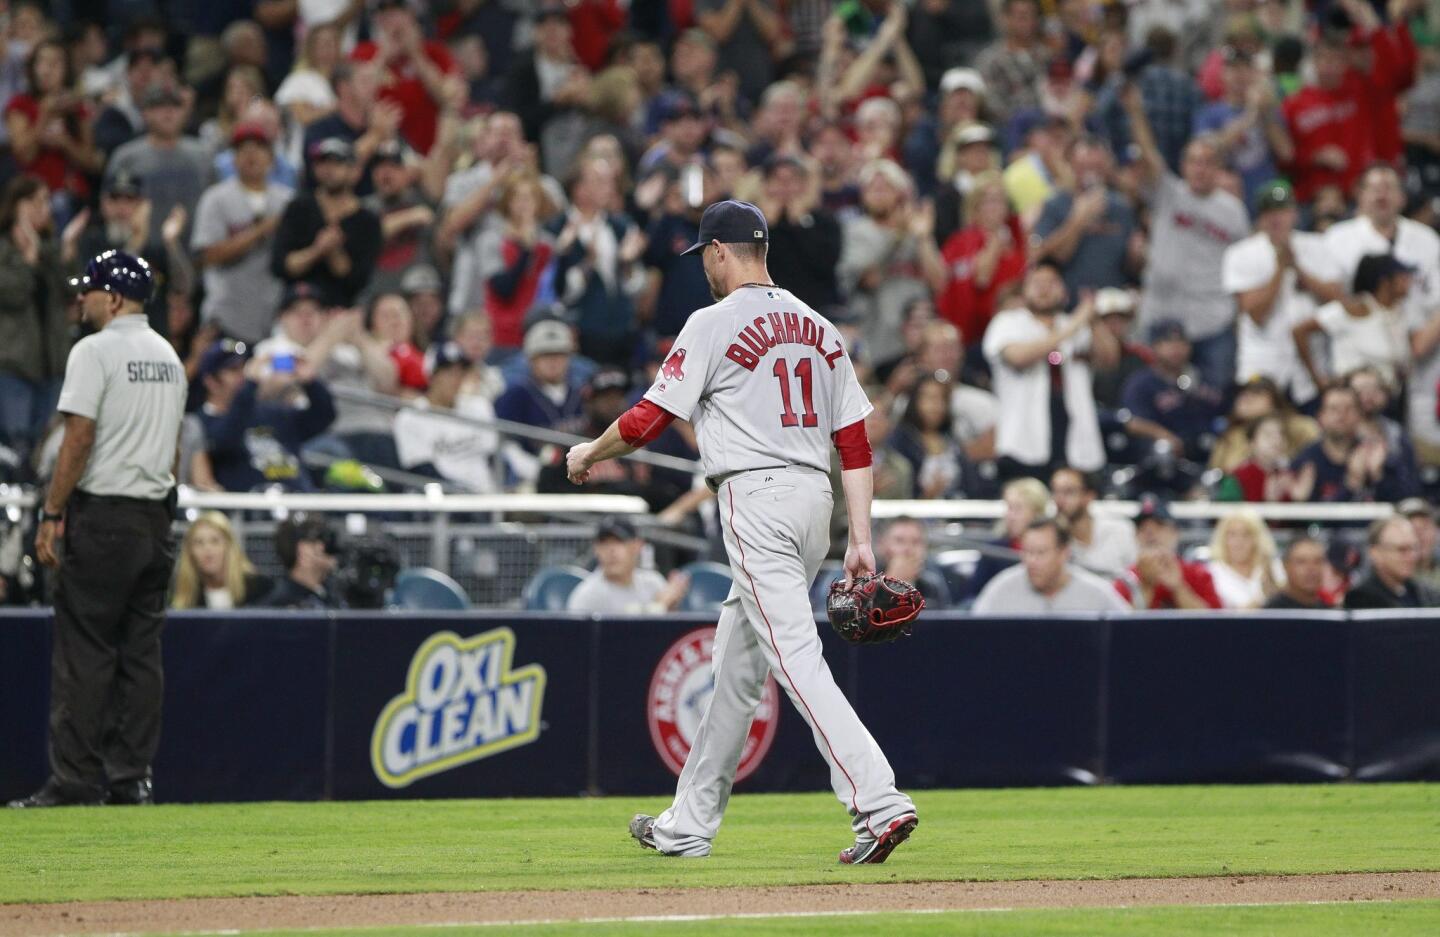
[974,41,1048,125]
[1097,65,1203,172]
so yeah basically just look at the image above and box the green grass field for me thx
[4,784,1438,935]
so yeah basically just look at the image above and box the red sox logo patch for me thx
[661,348,687,381]
[647,627,779,783]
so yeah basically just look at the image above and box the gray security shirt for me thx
[56,314,188,499]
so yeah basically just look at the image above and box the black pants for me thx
[48,492,175,797]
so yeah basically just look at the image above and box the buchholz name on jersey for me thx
[724,312,846,372]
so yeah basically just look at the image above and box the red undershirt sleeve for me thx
[618,398,677,447]
[832,419,873,470]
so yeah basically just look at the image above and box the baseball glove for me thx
[826,575,925,645]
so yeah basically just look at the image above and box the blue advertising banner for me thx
[2,610,1438,803]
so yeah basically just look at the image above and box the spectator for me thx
[538,367,651,501]
[1114,497,1223,610]
[105,84,212,253]
[907,73,988,203]
[983,262,1118,478]
[449,169,557,357]
[637,91,708,176]
[191,122,293,345]
[303,60,400,196]
[447,310,507,403]
[506,4,591,175]
[271,137,383,308]
[907,320,998,461]
[838,158,947,371]
[367,293,427,394]
[1090,287,1150,410]
[936,171,1026,352]
[171,511,271,610]
[931,121,998,245]
[1192,45,1294,208]
[1345,515,1440,609]
[1208,377,1320,474]
[1265,536,1332,610]
[1120,321,1227,463]
[974,0,1047,128]
[0,176,69,463]
[640,166,717,340]
[889,375,968,500]
[1049,466,1137,579]
[1293,254,1414,394]
[1123,83,1250,390]
[1031,135,1138,296]
[550,158,646,366]
[1291,385,1418,502]
[694,0,783,104]
[351,0,462,155]
[1097,27,1204,173]
[1323,165,1440,462]
[566,516,690,614]
[258,514,345,610]
[198,64,266,158]
[93,45,165,158]
[401,264,447,350]
[1220,413,1307,503]
[5,38,102,215]
[963,475,1047,602]
[974,518,1130,613]
[363,139,437,291]
[494,319,585,478]
[1281,20,1411,204]
[759,154,842,312]
[192,339,337,492]
[1348,366,1421,485]
[875,516,952,610]
[394,342,499,492]
[1001,113,1072,228]
[275,21,340,130]
[1206,509,1280,609]
[1397,497,1440,593]
[1222,181,1344,406]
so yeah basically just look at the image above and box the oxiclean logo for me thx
[371,628,547,788]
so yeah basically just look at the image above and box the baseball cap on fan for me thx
[679,200,769,256]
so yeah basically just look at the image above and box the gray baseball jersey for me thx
[643,286,873,480]
[56,315,187,499]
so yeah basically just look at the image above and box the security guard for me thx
[9,251,187,808]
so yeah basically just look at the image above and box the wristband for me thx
[40,510,63,523]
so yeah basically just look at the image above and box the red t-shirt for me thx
[1230,459,1295,503]
[486,237,554,349]
[390,341,428,391]
[1363,21,1417,164]
[351,41,459,154]
[4,94,91,198]
[1282,78,1370,202]
[936,217,1027,346]
[568,0,627,71]
[1113,559,1223,610]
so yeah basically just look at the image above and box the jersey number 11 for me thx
[773,358,818,429]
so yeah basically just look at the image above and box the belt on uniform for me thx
[71,489,170,507]
[705,464,806,492]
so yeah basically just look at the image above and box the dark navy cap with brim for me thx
[680,200,769,256]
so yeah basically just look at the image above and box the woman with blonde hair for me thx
[963,476,1050,603]
[1206,509,1280,609]
[172,512,270,610]
[937,170,1027,348]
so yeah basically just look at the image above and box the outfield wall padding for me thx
[1,609,1437,802]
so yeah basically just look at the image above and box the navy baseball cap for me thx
[679,200,769,256]
[198,339,250,379]
[76,250,154,302]
[1147,320,1188,344]
[594,515,638,541]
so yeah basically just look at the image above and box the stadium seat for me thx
[521,566,589,611]
[679,561,734,612]
[390,568,471,611]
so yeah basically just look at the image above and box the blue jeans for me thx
[0,372,61,459]
[1190,330,1237,392]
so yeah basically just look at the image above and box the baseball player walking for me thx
[566,200,918,863]
[9,251,187,808]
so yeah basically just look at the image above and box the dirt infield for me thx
[3,872,1438,936]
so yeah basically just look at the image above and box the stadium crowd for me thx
[0,0,1437,609]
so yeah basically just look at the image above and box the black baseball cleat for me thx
[629,813,659,850]
[107,778,154,806]
[7,781,106,809]
[838,813,918,865]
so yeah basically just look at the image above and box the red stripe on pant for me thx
[725,482,876,839]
